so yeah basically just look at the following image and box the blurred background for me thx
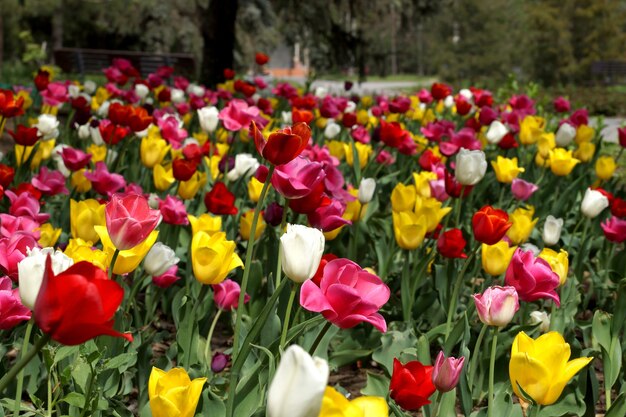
[1,0,625,114]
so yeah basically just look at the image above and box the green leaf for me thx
[372,329,418,374]
[101,352,137,373]
[591,310,612,353]
[360,372,389,397]
[611,279,626,336]
[606,393,626,417]
[62,392,86,408]
[52,346,80,367]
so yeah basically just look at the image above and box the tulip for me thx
[34,114,60,140]
[519,116,545,145]
[141,135,171,168]
[188,213,222,236]
[491,156,524,183]
[307,198,351,232]
[64,238,108,270]
[391,183,416,212]
[555,122,576,147]
[204,182,238,215]
[595,156,616,180]
[506,206,538,245]
[226,153,260,182]
[18,247,74,310]
[211,353,229,373]
[70,199,105,243]
[432,351,465,393]
[542,215,564,246]
[35,257,133,345]
[152,265,180,288]
[509,331,592,405]
[212,279,249,310]
[389,358,436,410]
[198,106,219,132]
[172,158,197,182]
[240,210,266,241]
[358,178,376,204]
[0,232,40,281]
[250,121,311,166]
[95,226,159,275]
[392,211,428,250]
[505,248,560,305]
[414,196,452,232]
[267,344,329,417]
[510,179,538,201]
[553,97,570,113]
[37,223,61,247]
[437,228,467,258]
[485,120,508,144]
[549,148,580,176]
[153,164,175,191]
[601,216,626,243]
[280,224,325,283]
[538,248,569,286]
[413,171,437,198]
[272,157,325,199]
[158,195,189,226]
[529,311,551,332]
[105,194,162,251]
[573,142,595,162]
[178,171,206,200]
[301,258,390,332]
[581,187,609,218]
[248,176,264,203]
[149,367,206,417]
[344,142,373,168]
[143,242,179,277]
[473,286,519,327]
[481,241,517,276]
[9,125,40,146]
[472,205,512,245]
[319,386,388,417]
[84,162,126,197]
[575,124,594,144]
[0,276,31,330]
[191,231,243,285]
[455,148,487,185]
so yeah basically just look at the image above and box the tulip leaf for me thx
[360,372,389,397]
[101,352,137,373]
[606,393,626,417]
[62,392,86,408]
[250,344,276,383]
[591,310,612,353]
[611,279,626,336]
[372,329,418,374]
[52,346,80,367]
[537,386,585,417]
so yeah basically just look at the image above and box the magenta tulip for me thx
[601,216,626,243]
[432,351,465,392]
[271,156,325,199]
[511,178,538,201]
[505,249,560,305]
[212,279,249,311]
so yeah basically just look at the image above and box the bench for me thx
[590,61,626,85]
[53,48,197,79]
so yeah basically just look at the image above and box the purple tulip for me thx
[432,351,466,392]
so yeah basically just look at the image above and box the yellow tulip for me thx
[188,213,222,236]
[148,367,206,417]
[595,156,616,180]
[413,171,438,198]
[575,124,594,144]
[70,169,92,193]
[327,140,346,160]
[178,171,207,200]
[191,231,243,285]
[91,87,110,111]
[392,211,428,250]
[549,148,580,176]
[491,156,524,183]
[391,183,416,212]
[344,142,373,168]
[95,226,158,274]
[506,206,538,245]
[573,142,596,163]
[248,177,264,203]
[344,188,366,222]
[414,196,451,232]
[141,135,171,168]
[316,116,328,129]
[37,223,61,247]
[538,248,569,286]
[64,238,108,270]
[154,164,175,191]
[239,210,266,241]
[537,133,556,158]
[16,90,33,110]
[87,144,107,163]
[70,199,105,243]
[356,109,370,126]
[15,139,56,169]
[319,386,388,417]
[519,116,545,145]
[323,225,346,241]
[509,331,592,405]
[361,95,373,107]
[481,242,517,276]
[535,152,550,168]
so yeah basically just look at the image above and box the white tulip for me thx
[75,123,91,140]
[542,215,564,246]
[529,311,551,333]
[170,88,185,104]
[197,106,219,133]
[486,120,508,144]
[90,124,104,145]
[143,243,179,277]
[52,145,71,177]
[68,84,81,99]
[83,80,97,94]
[281,111,292,125]
[521,243,540,256]
[18,248,74,310]
[226,153,260,182]
[35,114,60,141]
[324,122,341,139]
[581,188,609,218]
[555,123,576,147]
[358,178,376,204]
[314,86,328,98]
[267,345,329,417]
[444,95,455,108]
[187,84,205,97]
[134,84,150,100]
[147,193,160,209]
[280,224,325,283]
[459,88,473,100]
[97,100,111,118]
[345,101,356,113]
[455,148,487,185]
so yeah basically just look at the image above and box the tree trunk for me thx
[200,0,239,87]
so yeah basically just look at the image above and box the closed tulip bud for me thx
[391,183,417,212]
[481,241,517,276]
[267,344,329,417]
[485,120,508,144]
[455,148,487,185]
[70,199,105,243]
[510,179,538,201]
[432,351,465,392]
[149,367,206,417]
[472,205,512,245]
[529,311,551,332]
[542,215,563,246]
[393,211,428,250]
[324,122,341,139]
[573,142,595,162]
[595,156,616,180]
[358,178,376,204]
[491,156,524,183]
[581,188,609,218]
[506,206,538,245]
[473,286,519,327]
[143,242,179,277]
[197,106,219,133]
[134,83,150,99]
[555,122,576,147]
[601,216,626,243]
[191,231,243,285]
[390,359,436,411]
[18,247,74,310]
[240,210,266,241]
[280,224,325,283]
[105,194,162,250]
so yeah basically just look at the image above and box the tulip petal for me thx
[510,352,551,405]
[150,396,181,417]
[543,357,593,405]
[352,396,389,417]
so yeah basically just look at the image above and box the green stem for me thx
[125,272,148,314]
[0,333,51,394]
[349,205,364,261]
[455,186,464,227]
[13,319,34,417]
[184,285,207,368]
[467,323,488,395]
[275,202,289,289]
[575,218,591,277]
[567,216,585,249]
[279,282,300,351]
[109,248,120,280]
[445,245,480,339]
[431,391,443,417]
[488,327,499,417]
[232,165,275,357]
[204,308,223,372]
[309,321,333,355]
[528,404,541,417]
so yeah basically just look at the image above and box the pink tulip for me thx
[511,179,538,201]
[432,351,465,392]
[212,279,249,310]
[351,126,371,144]
[505,249,560,305]
[31,167,69,196]
[0,232,40,281]
[0,276,31,329]
[601,216,626,243]
[41,82,68,107]
[0,214,40,240]
[473,286,519,327]
[307,198,351,232]
[159,195,189,225]
[156,116,188,149]
[272,156,326,200]
[152,265,180,288]
[218,99,260,131]
[105,194,161,250]
[418,89,433,104]
[300,258,390,332]
[376,150,395,165]
[60,147,92,171]
[5,190,49,223]
[553,97,571,113]
[429,179,449,202]
[84,162,126,197]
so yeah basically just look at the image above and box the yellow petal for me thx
[149,367,166,399]
[352,396,389,417]
[150,396,181,417]
[509,352,551,405]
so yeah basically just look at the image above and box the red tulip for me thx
[0,89,25,118]
[292,107,314,124]
[128,106,153,132]
[431,83,451,101]
[105,194,162,250]
[8,125,40,146]
[34,70,51,91]
[618,127,626,148]
[223,68,235,80]
[255,52,270,66]
[472,205,512,245]
[35,257,133,345]
[0,164,15,188]
[437,228,467,259]
[379,120,409,149]
[250,121,311,166]
[444,170,472,198]
[172,158,198,182]
[611,197,626,218]
[204,182,238,215]
[455,96,472,116]
[390,358,436,411]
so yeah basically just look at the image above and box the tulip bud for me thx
[197,106,219,133]
[211,352,229,373]
[432,351,465,392]
[555,123,576,147]
[143,242,179,277]
[105,194,162,250]
[529,311,551,332]
[542,215,563,246]
[212,279,249,310]
[358,178,376,204]
[324,122,341,139]
[18,248,74,310]
[280,224,325,283]
[455,148,487,185]
[135,84,150,99]
[267,344,329,417]
[473,286,519,327]
[486,120,508,144]
[581,188,609,218]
